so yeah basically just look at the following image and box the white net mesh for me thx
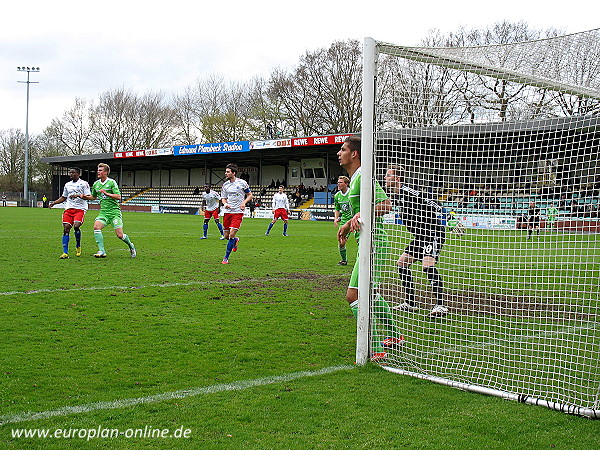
[366,30,600,417]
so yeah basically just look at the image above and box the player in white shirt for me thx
[49,167,91,259]
[200,185,225,240]
[220,163,252,264]
[265,185,290,236]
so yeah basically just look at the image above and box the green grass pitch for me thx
[0,208,599,448]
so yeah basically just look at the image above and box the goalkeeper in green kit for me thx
[80,163,136,258]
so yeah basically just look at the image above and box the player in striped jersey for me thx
[220,164,252,264]
[265,185,290,236]
[200,185,225,240]
[49,167,91,259]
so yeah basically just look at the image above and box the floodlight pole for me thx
[17,66,40,205]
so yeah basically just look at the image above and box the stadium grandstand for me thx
[42,117,600,228]
[41,134,354,220]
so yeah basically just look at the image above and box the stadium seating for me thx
[121,185,306,210]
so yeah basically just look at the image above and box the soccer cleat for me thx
[93,251,107,258]
[60,253,69,259]
[130,247,137,258]
[232,237,239,252]
[393,302,417,312]
[337,260,348,266]
[221,258,229,264]
[220,236,225,240]
[265,232,269,236]
[76,247,82,257]
[283,233,288,236]
[428,304,449,318]
[370,352,387,362]
[382,335,405,348]
[200,236,207,240]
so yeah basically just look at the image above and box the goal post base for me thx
[382,366,600,419]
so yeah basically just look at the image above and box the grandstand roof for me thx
[41,134,354,173]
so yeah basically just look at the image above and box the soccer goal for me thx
[358,30,600,418]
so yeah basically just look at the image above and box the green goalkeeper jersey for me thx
[91,178,121,214]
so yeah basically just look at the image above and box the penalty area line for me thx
[0,365,355,426]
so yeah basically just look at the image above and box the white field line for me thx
[0,365,355,426]
[0,274,343,297]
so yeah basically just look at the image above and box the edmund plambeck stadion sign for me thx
[173,141,250,156]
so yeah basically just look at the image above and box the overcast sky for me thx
[2,0,597,135]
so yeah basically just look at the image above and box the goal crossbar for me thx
[377,43,600,100]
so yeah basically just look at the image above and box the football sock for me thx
[283,223,288,234]
[216,222,224,235]
[398,266,415,305]
[339,246,347,261]
[203,223,208,237]
[266,222,274,234]
[62,234,70,253]
[349,300,358,320]
[225,238,235,258]
[94,230,105,253]
[74,229,81,247]
[374,293,396,336]
[121,233,134,249]
[424,266,444,305]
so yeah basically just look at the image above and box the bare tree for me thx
[269,40,363,135]
[0,129,25,191]
[171,86,202,145]
[246,77,286,139]
[127,91,176,150]
[89,87,137,152]
[47,97,94,155]
[191,75,252,143]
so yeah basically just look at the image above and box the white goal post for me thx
[358,30,600,418]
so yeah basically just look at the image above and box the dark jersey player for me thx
[385,164,448,318]
[527,202,541,239]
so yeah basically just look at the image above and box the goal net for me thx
[358,29,600,418]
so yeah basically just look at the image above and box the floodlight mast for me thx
[17,66,40,205]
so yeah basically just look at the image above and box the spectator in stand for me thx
[247,198,256,218]
[558,194,569,210]
[293,189,302,208]
[570,199,579,215]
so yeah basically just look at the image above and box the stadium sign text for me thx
[173,141,250,156]
[291,134,351,147]
[114,150,146,158]
[250,139,292,150]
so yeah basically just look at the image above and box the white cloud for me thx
[1,0,597,134]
